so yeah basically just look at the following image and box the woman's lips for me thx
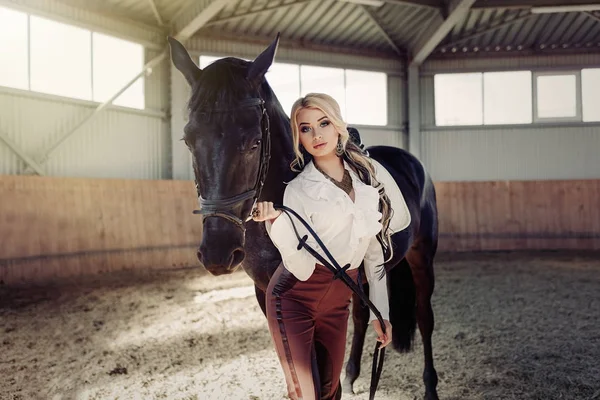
[313,142,327,149]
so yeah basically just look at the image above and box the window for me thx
[0,7,146,108]
[483,71,532,125]
[93,32,144,109]
[533,71,581,122]
[435,73,483,126]
[198,55,388,125]
[346,70,387,126]
[301,66,346,119]
[434,70,592,126]
[582,68,600,122]
[0,6,28,90]
[266,62,300,116]
[30,15,92,100]
[199,55,229,69]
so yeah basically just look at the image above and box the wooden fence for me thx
[1,175,599,285]
[435,180,600,251]
[0,175,202,285]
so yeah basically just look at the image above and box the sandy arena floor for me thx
[1,251,599,400]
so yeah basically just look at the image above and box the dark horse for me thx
[168,34,439,400]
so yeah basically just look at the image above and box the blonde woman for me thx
[252,93,393,400]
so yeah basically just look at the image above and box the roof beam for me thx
[359,5,405,56]
[205,0,314,27]
[147,0,164,26]
[410,0,476,65]
[584,11,600,22]
[172,0,235,41]
[472,0,600,9]
[381,0,442,8]
[0,129,46,175]
[36,53,168,165]
[442,12,535,49]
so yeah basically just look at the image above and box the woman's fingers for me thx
[381,321,393,348]
[259,202,266,218]
[253,202,264,221]
[252,201,281,221]
[372,320,393,348]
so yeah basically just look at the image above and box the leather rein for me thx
[190,97,386,399]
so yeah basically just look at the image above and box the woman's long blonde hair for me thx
[289,93,394,272]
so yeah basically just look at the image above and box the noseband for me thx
[192,97,271,231]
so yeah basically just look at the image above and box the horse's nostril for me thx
[230,248,245,268]
[196,248,204,264]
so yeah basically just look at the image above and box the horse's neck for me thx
[262,99,294,203]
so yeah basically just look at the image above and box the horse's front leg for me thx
[343,288,370,394]
[254,285,267,317]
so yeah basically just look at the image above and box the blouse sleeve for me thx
[265,184,320,281]
[363,235,390,323]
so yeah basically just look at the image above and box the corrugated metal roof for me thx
[51,0,600,58]
[438,8,600,55]
[373,3,442,50]
[202,0,393,53]
[57,0,193,26]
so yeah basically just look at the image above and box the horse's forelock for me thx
[188,58,255,116]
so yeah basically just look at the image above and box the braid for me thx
[344,141,394,279]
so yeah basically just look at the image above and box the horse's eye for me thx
[251,140,261,150]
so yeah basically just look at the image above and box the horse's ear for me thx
[168,36,202,86]
[247,32,280,84]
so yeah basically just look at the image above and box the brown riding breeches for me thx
[266,263,359,400]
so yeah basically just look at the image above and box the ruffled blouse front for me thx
[266,160,389,322]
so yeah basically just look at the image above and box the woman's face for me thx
[296,107,339,159]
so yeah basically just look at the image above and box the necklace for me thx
[314,162,353,196]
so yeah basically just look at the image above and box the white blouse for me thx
[266,160,389,323]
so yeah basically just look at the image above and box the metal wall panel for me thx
[421,126,600,182]
[420,75,436,127]
[145,48,170,111]
[388,75,405,127]
[170,66,194,181]
[419,54,600,182]
[0,3,171,179]
[423,53,600,74]
[358,127,404,150]
[0,89,169,179]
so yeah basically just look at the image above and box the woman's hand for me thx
[252,201,282,222]
[371,319,392,348]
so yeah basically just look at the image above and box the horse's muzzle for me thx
[197,245,245,275]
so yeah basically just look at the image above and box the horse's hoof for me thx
[424,391,439,400]
[342,379,354,395]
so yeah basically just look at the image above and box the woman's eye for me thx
[300,126,311,133]
[320,121,330,128]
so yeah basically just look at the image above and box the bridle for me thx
[192,97,271,231]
